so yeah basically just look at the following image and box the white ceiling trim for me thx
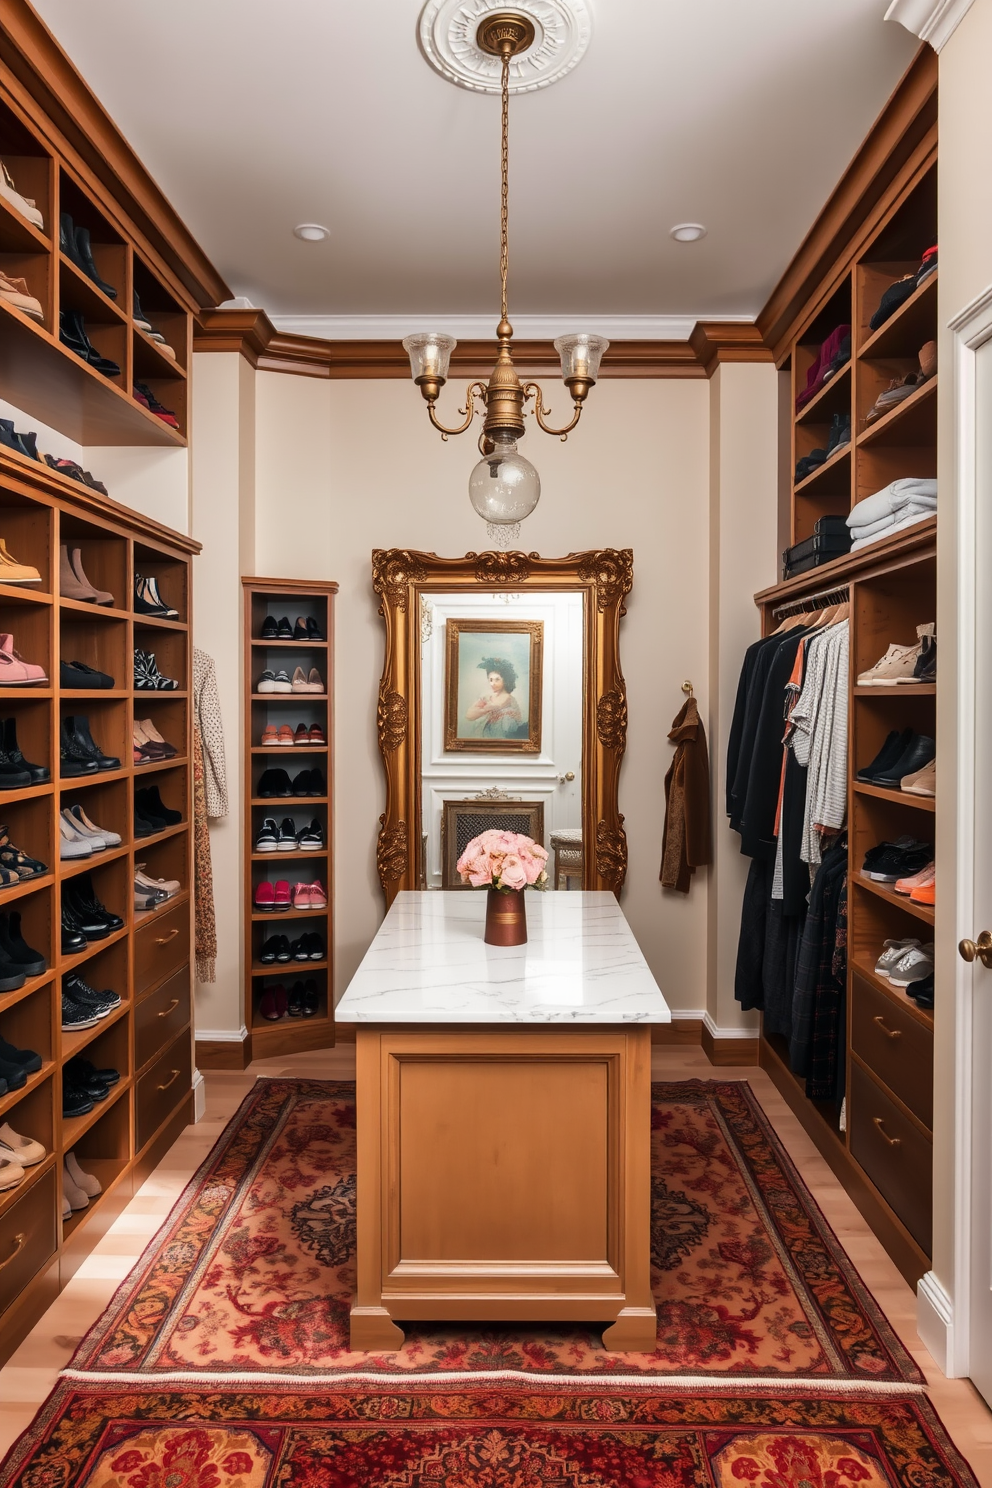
[266,313,755,341]
[884,0,975,50]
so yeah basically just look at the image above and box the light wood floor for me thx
[1,1047,991,1484]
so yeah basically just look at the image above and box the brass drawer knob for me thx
[959,931,992,968]
[157,998,180,1018]
[872,1015,902,1040]
[873,1116,901,1147]
[0,1233,26,1271]
[154,928,180,947]
[157,1068,181,1092]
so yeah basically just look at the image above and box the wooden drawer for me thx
[134,901,190,997]
[849,1061,932,1253]
[0,1168,57,1318]
[136,967,191,1073]
[136,1028,192,1151]
[851,973,933,1128]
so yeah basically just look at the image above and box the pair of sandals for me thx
[0,826,47,886]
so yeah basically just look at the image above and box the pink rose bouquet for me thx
[456,830,549,892]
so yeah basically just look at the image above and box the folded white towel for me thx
[850,510,935,551]
[847,478,938,531]
[849,501,938,541]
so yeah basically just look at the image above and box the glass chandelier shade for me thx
[402,331,457,386]
[555,332,609,385]
[468,431,541,526]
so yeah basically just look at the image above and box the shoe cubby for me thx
[1,244,50,331]
[133,698,187,766]
[60,614,127,691]
[0,794,53,878]
[0,979,54,1103]
[60,939,130,1063]
[62,1092,131,1242]
[59,518,129,613]
[0,598,51,689]
[251,970,328,1032]
[0,699,52,795]
[58,173,127,307]
[5,886,54,989]
[134,831,187,903]
[243,579,335,1062]
[133,624,186,691]
[133,543,188,625]
[133,255,190,374]
[134,764,188,839]
[0,1072,55,1220]
[0,493,53,597]
[132,376,185,441]
[59,698,127,782]
[0,99,52,249]
[855,164,936,351]
[60,777,130,852]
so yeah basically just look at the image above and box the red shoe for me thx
[273,880,291,911]
[259,984,286,1020]
[292,882,311,910]
[254,882,275,911]
[293,723,310,747]
[309,880,328,910]
[277,724,295,746]
[308,725,326,746]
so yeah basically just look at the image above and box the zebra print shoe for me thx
[133,648,179,690]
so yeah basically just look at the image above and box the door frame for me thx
[931,281,992,1378]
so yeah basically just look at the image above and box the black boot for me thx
[0,720,31,790]
[4,716,49,784]
[66,715,120,771]
[59,719,98,778]
[73,225,117,300]
[136,785,182,825]
[70,871,124,931]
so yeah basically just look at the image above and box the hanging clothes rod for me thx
[771,581,850,619]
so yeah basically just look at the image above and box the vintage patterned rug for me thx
[61,1078,921,1386]
[0,1379,979,1488]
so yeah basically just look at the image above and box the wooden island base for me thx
[351,1024,657,1352]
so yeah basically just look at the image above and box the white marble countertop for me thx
[335,890,671,1024]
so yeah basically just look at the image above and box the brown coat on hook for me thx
[660,693,712,893]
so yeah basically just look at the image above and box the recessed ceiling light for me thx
[670,223,707,243]
[294,223,330,242]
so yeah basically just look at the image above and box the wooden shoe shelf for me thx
[242,577,337,1060]
[753,111,938,1287]
[0,446,197,1365]
[0,87,190,445]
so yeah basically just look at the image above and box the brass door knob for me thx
[959,931,992,968]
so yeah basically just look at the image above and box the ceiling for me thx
[32,0,919,334]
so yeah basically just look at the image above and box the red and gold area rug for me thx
[63,1078,920,1385]
[0,1379,978,1488]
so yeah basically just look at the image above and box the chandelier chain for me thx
[499,49,510,324]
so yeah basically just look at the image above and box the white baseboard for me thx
[192,1069,206,1123]
[702,1011,760,1040]
[917,1271,956,1374]
[194,1025,249,1043]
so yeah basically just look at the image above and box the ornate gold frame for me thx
[372,548,632,905]
[443,617,544,753]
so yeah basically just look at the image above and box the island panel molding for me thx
[372,548,631,902]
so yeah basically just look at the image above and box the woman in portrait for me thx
[464,656,524,739]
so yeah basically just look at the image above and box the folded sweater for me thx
[849,501,937,541]
[851,510,935,551]
[847,478,938,532]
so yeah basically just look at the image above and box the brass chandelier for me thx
[403,11,608,543]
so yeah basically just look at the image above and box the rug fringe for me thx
[56,1366,927,1395]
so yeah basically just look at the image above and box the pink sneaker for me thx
[273,880,291,911]
[0,632,47,684]
[895,861,935,896]
[309,880,327,910]
[254,882,275,911]
[292,882,311,910]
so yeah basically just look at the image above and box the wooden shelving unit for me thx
[755,147,938,1288]
[0,90,190,444]
[242,578,337,1059]
[0,448,196,1362]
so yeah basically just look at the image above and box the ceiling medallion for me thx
[418,0,592,94]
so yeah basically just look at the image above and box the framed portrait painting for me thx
[444,619,543,753]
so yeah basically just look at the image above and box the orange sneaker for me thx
[895,862,934,896]
[910,878,935,905]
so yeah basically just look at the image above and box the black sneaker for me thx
[260,934,291,964]
[0,1035,42,1074]
[291,936,309,962]
[260,616,279,640]
[861,839,932,882]
[856,728,913,783]
[62,1083,94,1117]
[258,768,292,798]
[277,818,298,851]
[305,932,325,960]
[65,1055,119,1091]
[255,818,279,853]
[276,616,293,640]
[291,769,325,797]
[305,617,323,642]
[61,991,99,1030]
[298,819,323,850]
[303,978,319,1017]
[64,973,120,1016]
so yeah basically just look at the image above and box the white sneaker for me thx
[874,937,921,977]
[888,942,935,987]
[858,636,923,686]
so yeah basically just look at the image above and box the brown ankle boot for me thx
[60,544,98,602]
[69,548,114,606]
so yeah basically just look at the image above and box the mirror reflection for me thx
[419,590,584,890]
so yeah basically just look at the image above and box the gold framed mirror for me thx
[372,548,632,904]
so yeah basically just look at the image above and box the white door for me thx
[957,298,992,1403]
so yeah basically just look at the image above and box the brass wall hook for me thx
[681,680,693,696]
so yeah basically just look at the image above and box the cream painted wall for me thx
[253,375,714,1012]
[925,0,992,1365]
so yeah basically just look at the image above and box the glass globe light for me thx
[468,432,541,528]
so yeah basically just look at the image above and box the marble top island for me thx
[336,889,670,1024]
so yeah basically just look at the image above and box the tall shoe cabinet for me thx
[243,578,336,1059]
[0,446,197,1363]
[753,94,938,1284]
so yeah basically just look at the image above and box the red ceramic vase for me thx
[484,886,528,946]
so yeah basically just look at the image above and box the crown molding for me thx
[267,313,717,341]
[756,46,938,361]
[885,0,975,50]
[0,0,231,310]
[194,310,772,380]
